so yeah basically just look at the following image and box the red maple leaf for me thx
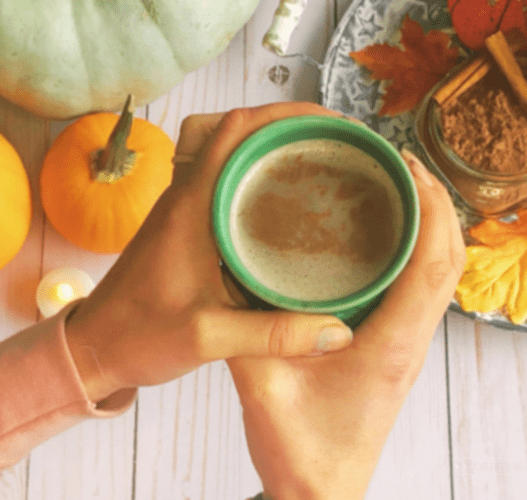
[349,15,460,116]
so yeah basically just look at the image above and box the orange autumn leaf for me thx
[469,209,527,247]
[349,15,460,116]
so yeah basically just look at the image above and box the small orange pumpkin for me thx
[40,96,175,253]
[0,133,32,269]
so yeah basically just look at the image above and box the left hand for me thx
[64,102,355,402]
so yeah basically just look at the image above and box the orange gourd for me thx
[40,96,175,253]
[448,0,527,50]
[0,133,32,269]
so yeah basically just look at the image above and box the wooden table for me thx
[2,1,527,499]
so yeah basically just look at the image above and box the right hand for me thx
[229,150,466,500]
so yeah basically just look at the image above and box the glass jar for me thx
[414,59,527,219]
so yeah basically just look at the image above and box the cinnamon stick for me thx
[485,30,527,111]
[433,29,527,106]
[433,57,488,105]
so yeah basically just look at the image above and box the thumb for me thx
[199,308,353,359]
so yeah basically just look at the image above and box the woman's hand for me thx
[228,150,466,500]
[64,102,355,402]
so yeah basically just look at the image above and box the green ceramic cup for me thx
[213,115,419,327]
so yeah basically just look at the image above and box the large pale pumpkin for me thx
[40,97,174,253]
[0,133,32,269]
[0,0,260,119]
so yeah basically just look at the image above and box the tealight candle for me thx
[36,267,95,318]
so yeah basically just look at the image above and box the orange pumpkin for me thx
[0,133,32,269]
[448,0,527,49]
[40,96,175,253]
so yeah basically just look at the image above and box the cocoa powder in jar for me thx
[441,68,527,175]
[420,61,527,217]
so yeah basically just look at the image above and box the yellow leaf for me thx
[456,237,527,323]
[508,252,527,324]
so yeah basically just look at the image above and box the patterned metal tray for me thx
[318,0,527,332]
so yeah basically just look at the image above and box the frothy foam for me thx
[230,139,405,301]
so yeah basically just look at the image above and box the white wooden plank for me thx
[27,411,136,500]
[135,363,258,500]
[0,462,26,500]
[447,312,527,499]
[24,108,148,500]
[0,96,49,500]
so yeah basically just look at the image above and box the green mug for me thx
[213,115,419,327]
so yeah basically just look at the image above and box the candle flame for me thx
[56,283,75,303]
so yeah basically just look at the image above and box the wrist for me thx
[64,300,120,403]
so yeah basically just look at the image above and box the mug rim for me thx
[212,115,420,314]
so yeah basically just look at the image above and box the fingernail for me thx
[314,324,353,354]
[401,148,434,187]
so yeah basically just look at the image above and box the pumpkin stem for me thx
[90,94,138,184]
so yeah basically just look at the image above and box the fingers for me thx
[170,112,225,188]
[175,112,225,156]
[355,150,465,357]
[404,151,465,281]
[169,102,346,199]
[195,307,353,360]
[193,102,346,195]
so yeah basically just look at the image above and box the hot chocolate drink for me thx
[230,139,405,301]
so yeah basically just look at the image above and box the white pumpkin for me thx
[0,0,260,119]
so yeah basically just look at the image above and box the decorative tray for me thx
[318,0,527,332]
